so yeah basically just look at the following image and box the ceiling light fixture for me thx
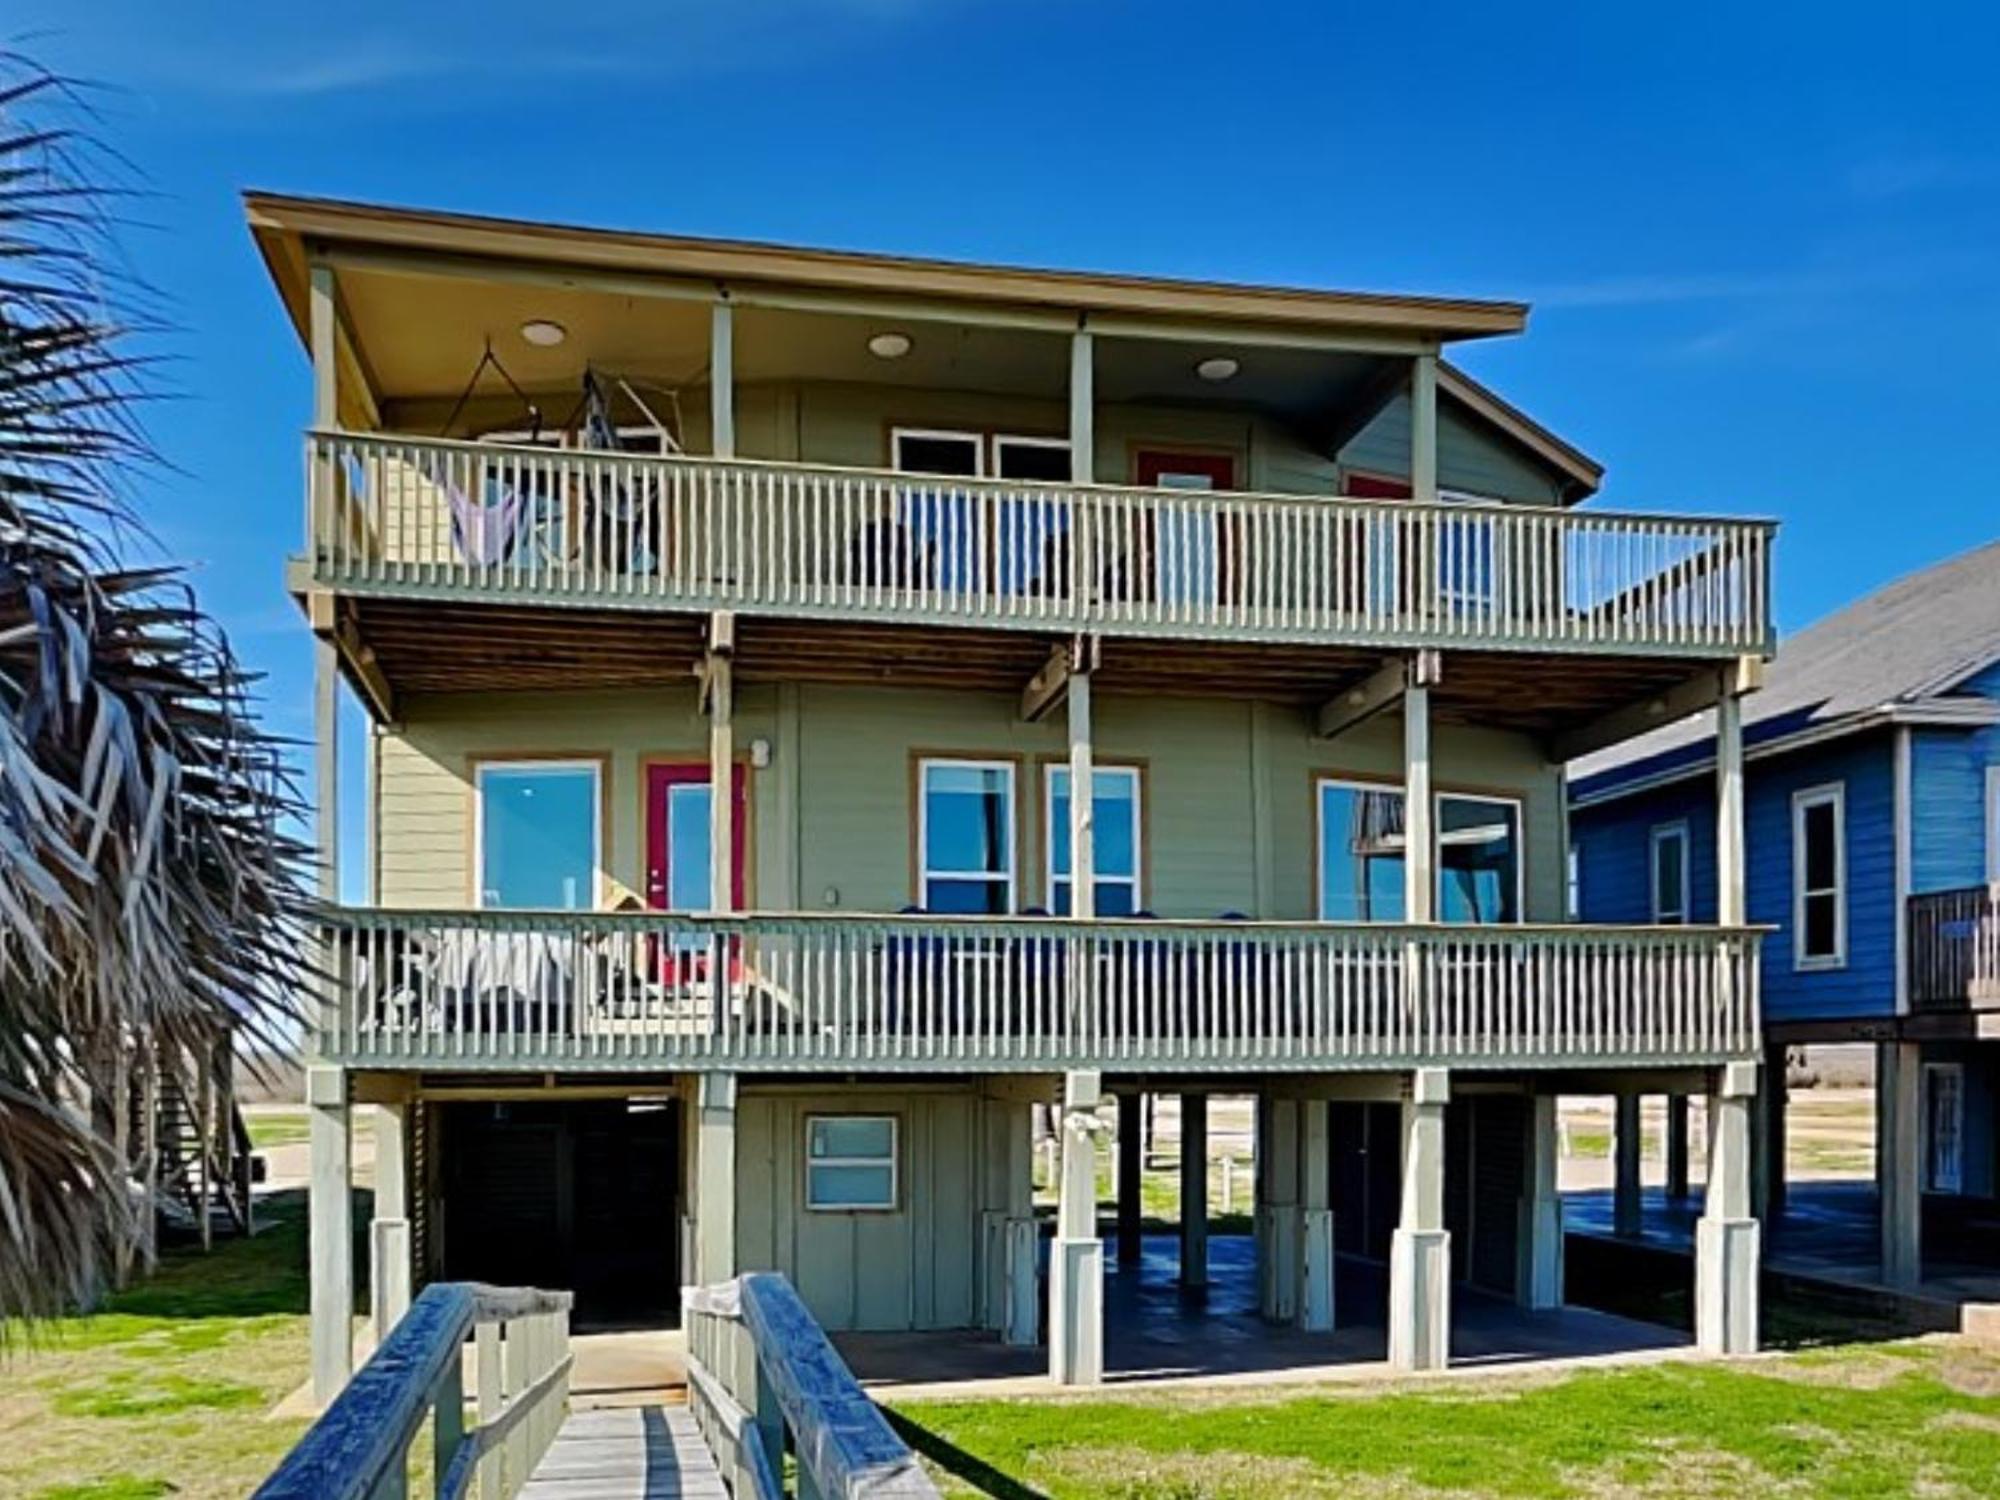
[519,319,568,348]
[1195,356,1240,382]
[867,331,914,360]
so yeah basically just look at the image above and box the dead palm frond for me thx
[0,58,310,1322]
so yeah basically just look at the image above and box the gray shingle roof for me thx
[1572,535,2000,785]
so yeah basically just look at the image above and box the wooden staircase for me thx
[125,1036,260,1250]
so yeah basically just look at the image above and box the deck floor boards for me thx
[519,1406,726,1500]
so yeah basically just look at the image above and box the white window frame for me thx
[1792,782,1848,971]
[473,758,602,910]
[1986,766,2000,884]
[1650,821,1692,925]
[1044,763,1143,915]
[992,433,1071,480]
[1923,1061,1964,1194]
[917,757,1017,913]
[804,1114,900,1212]
[1312,777,1525,923]
[891,427,985,476]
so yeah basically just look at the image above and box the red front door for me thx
[1133,450,1237,606]
[1134,450,1235,491]
[644,763,747,985]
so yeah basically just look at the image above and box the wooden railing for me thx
[319,908,1762,1072]
[685,1273,938,1499]
[255,1283,572,1500]
[306,431,1774,657]
[1909,885,2000,1010]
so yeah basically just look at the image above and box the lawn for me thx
[893,1339,2000,1498]
[0,1193,324,1500]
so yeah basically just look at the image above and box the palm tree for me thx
[0,59,308,1321]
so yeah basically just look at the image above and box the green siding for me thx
[1340,391,1567,505]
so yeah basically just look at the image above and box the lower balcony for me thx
[318,909,1762,1073]
[1910,885,2000,1012]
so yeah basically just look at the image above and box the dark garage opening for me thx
[437,1097,680,1329]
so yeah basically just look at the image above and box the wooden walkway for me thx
[519,1406,726,1499]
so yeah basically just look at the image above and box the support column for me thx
[703,615,736,915]
[1050,1071,1105,1386]
[1389,1067,1451,1371]
[1666,1095,1692,1200]
[1717,673,1747,928]
[1296,1098,1334,1331]
[1759,1042,1790,1220]
[308,1065,353,1407]
[1696,1060,1761,1354]
[369,1097,412,1341]
[1879,1040,1923,1290]
[1069,324,1094,485]
[1403,655,1439,924]
[1410,352,1439,507]
[981,1091,1038,1346]
[1257,1094,1300,1322]
[1117,1091,1144,1269]
[1518,1093,1564,1309]
[693,1073,738,1287]
[1067,661,1095,921]
[1613,1093,1644,1239]
[710,299,734,458]
[1180,1092,1209,1290]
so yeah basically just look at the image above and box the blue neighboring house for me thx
[1569,538,2000,1288]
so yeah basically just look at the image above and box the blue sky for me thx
[14,2,2000,885]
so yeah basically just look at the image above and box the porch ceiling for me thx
[335,595,1713,739]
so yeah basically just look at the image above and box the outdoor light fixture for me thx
[867,331,914,360]
[519,319,568,348]
[1195,356,1240,382]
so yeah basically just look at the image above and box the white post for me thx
[1050,1071,1105,1385]
[1297,1098,1335,1332]
[1613,1093,1644,1238]
[1716,685,1746,927]
[710,299,735,459]
[370,1098,412,1340]
[1067,663,1095,920]
[1519,1094,1564,1309]
[1069,325,1093,484]
[1179,1092,1208,1290]
[1695,1060,1761,1354]
[1389,1067,1451,1371]
[309,263,338,429]
[705,620,735,915]
[693,1073,738,1286]
[1410,352,1439,506]
[1257,1095,1300,1322]
[308,1065,353,1406]
[1404,655,1438,924]
[1879,1040,1923,1289]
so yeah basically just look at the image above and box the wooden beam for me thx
[1315,657,1409,740]
[1020,635,1097,723]
[1550,655,1759,764]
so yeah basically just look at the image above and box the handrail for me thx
[305,429,1775,658]
[685,1274,939,1499]
[256,1282,573,1500]
[317,906,1764,1072]
[1909,883,2000,1009]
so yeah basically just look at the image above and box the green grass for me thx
[0,1191,337,1500]
[893,1340,2000,1498]
[242,1110,311,1149]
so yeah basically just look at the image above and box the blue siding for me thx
[1574,728,1897,1025]
[1910,725,1997,893]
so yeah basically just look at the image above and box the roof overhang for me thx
[1569,698,2000,810]
[244,191,1531,355]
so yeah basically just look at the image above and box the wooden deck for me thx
[520,1406,726,1500]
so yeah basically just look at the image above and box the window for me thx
[1650,822,1691,925]
[805,1116,898,1210]
[919,759,1016,913]
[1924,1063,1964,1194]
[1315,779,1522,923]
[993,435,1070,481]
[1047,765,1142,916]
[1792,783,1846,969]
[892,428,982,476]
[476,761,600,909]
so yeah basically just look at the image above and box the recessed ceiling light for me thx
[867,331,913,360]
[520,319,568,348]
[1195,356,1240,382]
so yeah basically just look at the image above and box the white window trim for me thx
[1923,1062,1964,1194]
[472,758,602,911]
[1986,766,2000,884]
[1650,821,1692,925]
[1313,776,1525,923]
[804,1114,899,1212]
[992,433,1071,479]
[891,426,985,476]
[918,757,1017,912]
[1792,781,1848,971]
[1044,763,1143,914]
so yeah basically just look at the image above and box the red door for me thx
[644,763,747,984]
[1133,450,1237,606]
